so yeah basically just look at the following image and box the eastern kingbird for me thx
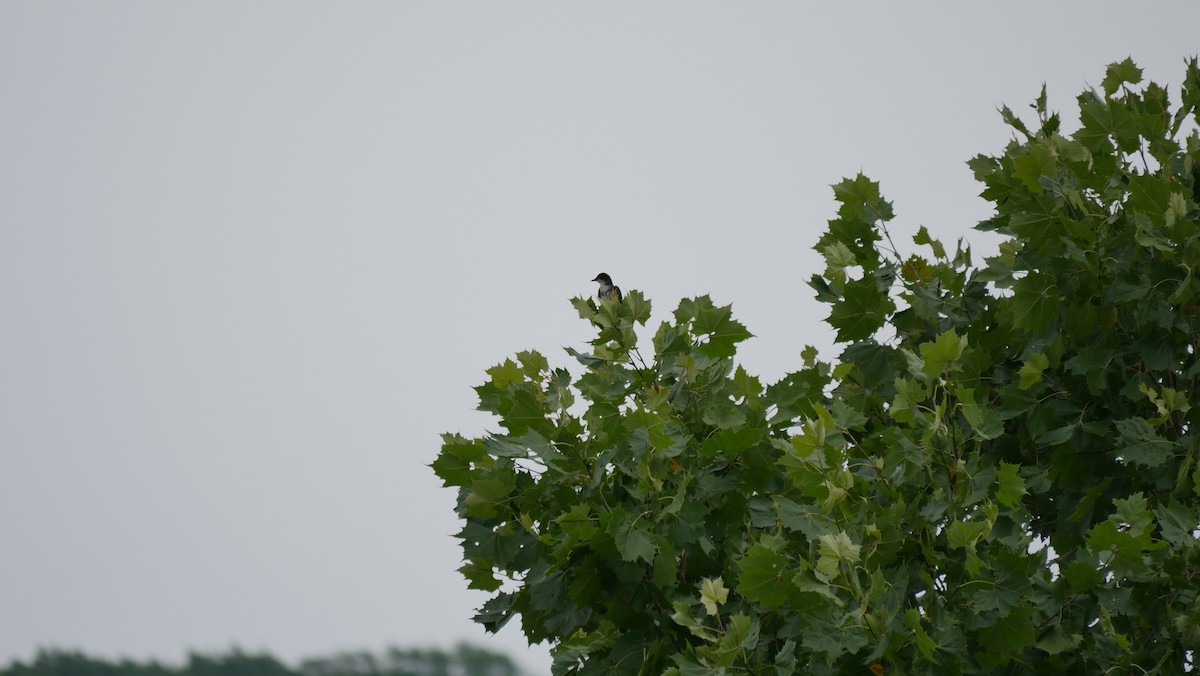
[592,273,622,302]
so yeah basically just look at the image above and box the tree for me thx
[0,646,520,676]
[433,57,1200,674]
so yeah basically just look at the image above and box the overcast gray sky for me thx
[1,3,1198,674]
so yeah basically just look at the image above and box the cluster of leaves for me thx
[433,58,1200,674]
[1,645,519,676]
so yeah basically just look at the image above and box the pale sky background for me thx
[1,3,1198,674]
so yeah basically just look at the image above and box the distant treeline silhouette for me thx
[0,644,521,676]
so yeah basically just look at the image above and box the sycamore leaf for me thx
[921,330,966,378]
[822,241,857,281]
[463,477,512,519]
[956,385,1003,439]
[815,531,861,580]
[977,605,1036,667]
[1113,418,1174,468]
[827,279,894,342]
[623,289,652,325]
[999,104,1032,137]
[486,359,524,389]
[671,601,715,641]
[1113,493,1154,537]
[946,519,989,549]
[1010,273,1061,334]
[459,560,502,592]
[831,173,895,224]
[1037,626,1083,656]
[1035,422,1076,446]
[903,609,939,662]
[719,613,760,653]
[1063,559,1104,594]
[563,345,606,367]
[700,577,729,617]
[1012,144,1056,193]
[996,462,1027,508]
[678,296,754,359]
[555,502,597,540]
[772,640,798,675]
[432,434,488,487]
[738,537,797,608]
[913,225,947,260]
[1153,500,1200,547]
[1017,352,1049,390]
[1102,56,1143,96]
[613,517,658,564]
[474,593,517,633]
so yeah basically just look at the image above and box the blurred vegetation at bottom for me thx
[0,644,522,676]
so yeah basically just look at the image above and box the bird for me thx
[592,272,622,302]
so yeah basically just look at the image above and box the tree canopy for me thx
[433,57,1200,674]
[0,646,519,676]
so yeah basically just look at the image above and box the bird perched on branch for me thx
[592,273,622,302]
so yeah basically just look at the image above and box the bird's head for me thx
[592,273,613,285]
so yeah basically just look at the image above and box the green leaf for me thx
[946,519,989,549]
[463,477,512,519]
[903,609,939,662]
[432,434,488,487]
[555,502,598,540]
[1063,559,1104,594]
[563,345,606,367]
[776,497,834,539]
[968,577,1021,616]
[999,104,1032,137]
[473,592,517,633]
[1012,144,1056,193]
[1113,418,1174,468]
[459,560,502,592]
[831,173,895,224]
[1036,626,1083,656]
[821,241,857,282]
[486,358,524,389]
[670,601,714,642]
[827,278,894,342]
[699,577,729,617]
[1035,422,1076,446]
[1154,500,1199,547]
[772,639,798,676]
[1010,273,1061,334]
[956,385,1004,440]
[612,516,658,564]
[1113,492,1154,537]
[677,295,754,359]
[720,613,760,653]
[1140,382,1191,423]
[815,531,861,580]
[913,225,947,259]
[920,330,966,378]
[996,462,1027,508]
[976,604,1035,667]
[830,399,868,431]
[1017,352,1049,390]
[1102,56,1143,96]
[700,397,748,430]
[738,536,799,609]
[624,289,652,325]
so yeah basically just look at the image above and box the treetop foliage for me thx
[434,57,1200,674]
[0,646,520,676]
